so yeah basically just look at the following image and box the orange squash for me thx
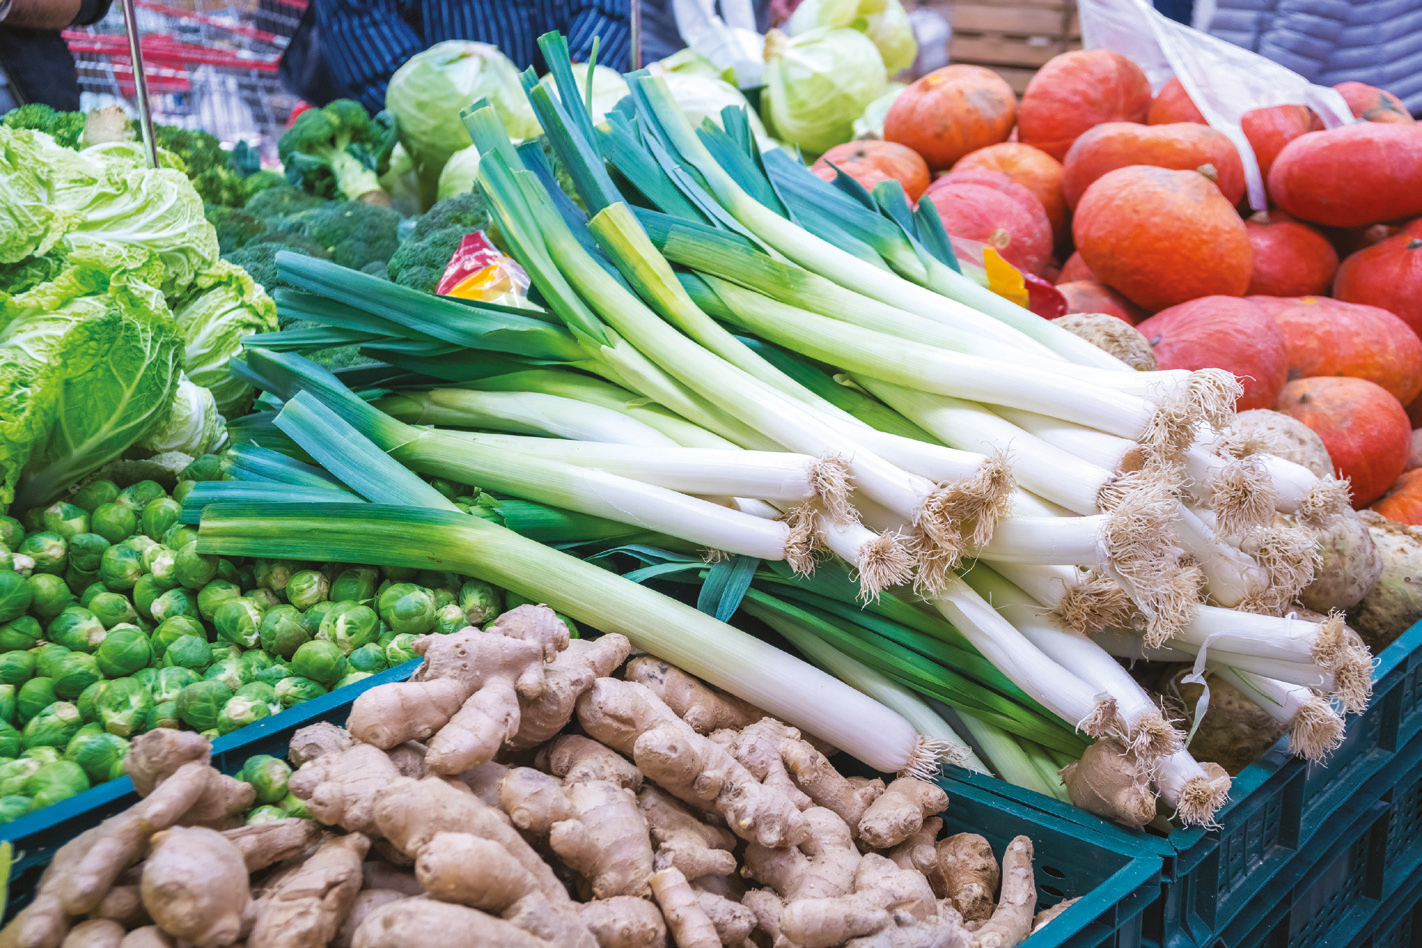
[1243,213,1338,297]
[1371,468,1422,525]
[1334,234,1422,342]
[1268,125,1422,228]
[1135,297,1288,410]
[1017,50,1152,161]
[883,65,1017,170]
[1334,81,1416,125]
[1061,122,1246,209]
[1054,280,1146,325]
[1250,295,1422,405]
[811,141,931,201]
[953,143,1068,246]
[1275,376,1412,508]
[1058,251,1095,283]
[1072,165,1252,312]
[1240,104,1313,182]
[921,179,1053,276]
[1147,77,1207,125]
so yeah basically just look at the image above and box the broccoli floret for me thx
[222,236,329,295]
[360,260,390,280]
[412,192,490,241]
[152,125,247,206]
[278,100,398,202]
[242,170,286,203]
[2,104,85,148]
[244,185,327,226]
[277,201,401,271]
[204,204,266,254]
[387,227,463,295]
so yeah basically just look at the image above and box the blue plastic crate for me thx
[1377,743,1422,903]
[1,659,418,918]
[1343,865,1422,948]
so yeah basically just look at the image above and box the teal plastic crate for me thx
[937,618,1422,948]
[1,658,418,918]
[1343,866,1422,948]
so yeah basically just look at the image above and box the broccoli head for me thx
[2,104,86,148]
[221,234,331,295]
[152,125,247,206]
[278,100,398,203]
[412,192,490,241]
[387,227,463,295]
[204,204,266,254]
[244,185,328,226]
[242,169,286,203]
[276,201,401,271]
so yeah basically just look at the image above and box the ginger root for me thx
[624,657,768,734]
[639,785,738,882]
[540,734,642,790]
[888,817,943,876]
[351,899,555,948]
[512,635,631,749]
[222,818,323,873]
[91,886,149,929]
[858,778,949,849]
[288,738,401,836]
[718,719,883,829]
[247,832,370,948]
[743,807,861,902]
[931,833,999,923]
[778,853,938,948]
[58,919,125,948]
[140,826,250,948]
[650,868,721,948]
[970,837,1035,948]
[576,898,668,948]
[1060,739,1157,829]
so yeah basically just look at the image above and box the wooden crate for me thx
[930,0,1083,92]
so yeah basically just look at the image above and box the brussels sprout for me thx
[88,592,138,630]
[240,650,277,676]
[432,587,456,610]
[67,534,110,574]
[0,572,32,624]
[216,695,269,735]
[26,575,71,620]
[76,679,105,722]
[250,607,302,661]
[171,480,194,505]
[116,480,166,512]
[0,549,34,575]
[236,678,280,710]
[125,576,160,622]
[66,721,103,746]
[66,731,128,783]
[16,678,55,724]
[458,579,502,626]
[0,721,19,757]
[77,583,106,608]
[216,558,241,585]
[181,455,223,482]
[150,588,199,626]
[95,627,152,678]
[212,598,263,649]
[25,759,90,809]
[278,791,311,819]
[160,524,198,550]
[90,503,138,545]
[290,640,346,687]
[0,757,41,796]
[0,616,40,653]
[209,643,242,665]
[236,754,291,804]
[384,633,419,667]
[175,680,232,730]
[46,607,105,654]
[151,666,201,704]
[131,665,159,692]
[146,548,178,589]
[33,644,72,679]
[432,603,465,637]
[0,795,31,823]
[52,653,102,700]
[330,568,378,603]
[0,651,35,687]
[96,678,155,737]
[246,805,289,825]
[21,745,60,765]
[97,545,144,592]
[347,643,388,674]
[72,480,120,513]
[333,671,372,689]
[161,635,212,671]
[300,601,338,637]
[377,584,436,636]
[0,684,13,723]
[150,616,203,658]
[285,570,329,611]
[203,657,251,693]
[256,664,290,687]
[254,559,300,597]
[318,603,379,656]
[42,503,89,539]
[275,676,327,709]
[18,532,66,575]
[22,702,82,749]
[118,536,158,559]
[245,588,280,613]
[0,517,24,548]
[173,546,217,591]
[196,579,241,621]
[152,700,179,729]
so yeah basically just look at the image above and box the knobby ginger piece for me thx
[351,899,556,948]
[122,731,253,828]
[140,826,250,948]
[0,825,106,948]
[288,741,401,836]
[624,657,768,733]
[743,807,862,902]
[576,897,668,948]
[287,722,357,767]
[888,816,943,876]
[1059,739,1156,829]
[58,919,125,948]
[650,868,721,948]
[931,834,999,922]
[639,785,738,882]
[1030,898,1078,935]
[222,818,323,873]
[722,718,884,827]
[858,778,949,849]
[694,888,757,945]
[779,853,938,948]
[247,832,370,948]
[970,837,1036,948]
[116,929,175,948]
[91,885,150,928]
[512,635,631,749]
[331,891,408,948]
[540,734,642,790]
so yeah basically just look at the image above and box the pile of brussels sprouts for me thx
[0,458,514,825]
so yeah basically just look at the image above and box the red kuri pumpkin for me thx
[1016,50,1152,161]
[883,65,1017,170]
[1275,376,1412,508]
[1334,81,1416,125]
[1243,213,1339,297]
[1058,251,1095,283]
[921,180,1053,276]
[1250,295,1422,405]
[1268,125,1422,228]
[1135,297,1288,410]
[1370,469,1422,525]
[1073,166,1252,312]
[953,143,1069,245]
[811,141,932,201]
[1147,77,1207,125]
[1334,234,1422,342]
[1240,104,1313,181]
[1061,121,1246,208]
[1054,280,1146,325]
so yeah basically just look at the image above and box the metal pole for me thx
[118,0,159,169]
[630,0,642,70]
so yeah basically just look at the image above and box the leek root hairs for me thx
[1209,455,1279,537]
[1238,524,1322,616]
[807,454,855,525]
[855,530,915,602]
[1186,369,1243,434]
[1053,574,1138,637]
[914,453,1017,567]
[1141,370,1238,462]
[1078,695,1122,740]
[1308,612,1349,670]
[902,736,959,782]
[1297,477,1352,529]
[781,504,821,576]
[1156,751,1231,828]
[1128,707,1184,765]
[1099,487,1196,647]
[1331,633,1376,714]
[1289,695,1346,762]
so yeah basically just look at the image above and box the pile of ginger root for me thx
[1,604,1080,948]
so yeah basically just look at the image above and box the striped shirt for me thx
[314,0,634,113]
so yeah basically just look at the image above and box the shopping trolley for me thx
[62,0,305,157]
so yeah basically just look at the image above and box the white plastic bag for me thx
[672,0,767,87]
[1078,0,1354,209]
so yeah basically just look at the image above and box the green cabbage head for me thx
[762,27,888,156]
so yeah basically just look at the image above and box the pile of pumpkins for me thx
[811,51,1422,529]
